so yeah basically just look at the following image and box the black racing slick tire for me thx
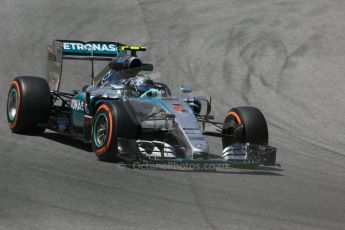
[91,101,140,162]
[7,76,51,134]
[222,106,268,149]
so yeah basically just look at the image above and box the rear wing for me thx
[47,40,146,91]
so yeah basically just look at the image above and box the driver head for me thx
[129,75,155,97]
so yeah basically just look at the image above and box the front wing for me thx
[117,138,277,168]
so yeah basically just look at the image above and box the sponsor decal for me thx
[71,99,84,111]
[63,42,120,55]
[173,104,183,112]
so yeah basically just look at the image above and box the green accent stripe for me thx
[139,97,171,113]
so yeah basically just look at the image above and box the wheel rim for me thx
[8,87,18,122]
[223,112,244,147]
[93,112,109,148]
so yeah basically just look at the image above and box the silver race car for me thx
[7,40,277,168]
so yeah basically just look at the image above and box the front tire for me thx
[7,76,51,134]
[222,106,268,149]
[91,101,140,162]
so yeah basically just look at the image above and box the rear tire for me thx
[7,76,51,134]
[222,106,268,148]
[91,101,140,162]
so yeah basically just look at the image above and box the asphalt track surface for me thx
[1,0,345,229]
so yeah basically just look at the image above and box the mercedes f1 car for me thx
[7,40,277,168]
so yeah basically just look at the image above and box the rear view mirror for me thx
[141,63,154,71]
[179,86,192,94]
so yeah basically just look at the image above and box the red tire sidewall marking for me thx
[9,81,21,129]
[224,111,242,124]
[94,104,113,156]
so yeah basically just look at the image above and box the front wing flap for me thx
[117,138,277,168]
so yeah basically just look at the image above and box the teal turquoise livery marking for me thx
[139,97,171,112]
[63,42,120,56]
[71,93,86,127]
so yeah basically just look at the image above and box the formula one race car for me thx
[7,40,277,168]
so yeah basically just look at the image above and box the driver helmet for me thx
[129,75,157,97]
